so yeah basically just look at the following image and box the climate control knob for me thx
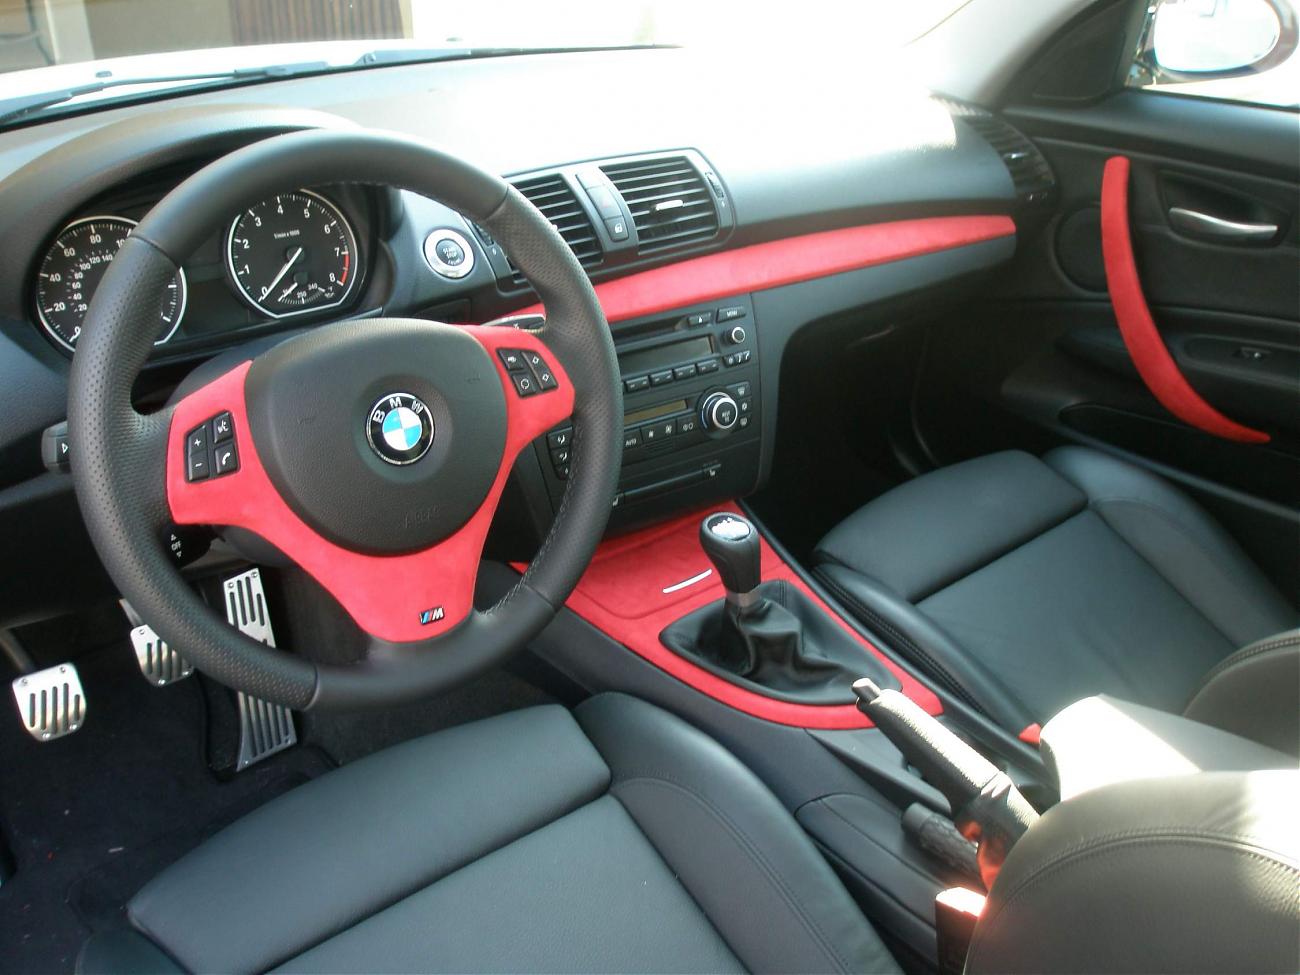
[700,392,740,433]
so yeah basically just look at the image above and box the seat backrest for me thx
[1184,630,1300,757]
[966,769,1300,975]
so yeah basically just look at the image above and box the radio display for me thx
[619,335,714,376]
[625,399,688,426]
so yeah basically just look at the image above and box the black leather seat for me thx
[79,694,899,974]
[812,447,1297,738]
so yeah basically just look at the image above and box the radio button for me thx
[716,306,746,323]
[686,312,712,327]
[650,370,675,387]
[697,358,720,374]
[673,363,698,380]
[624,375,650,394]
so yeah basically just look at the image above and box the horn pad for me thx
[245,319,507,555]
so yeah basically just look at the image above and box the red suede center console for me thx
[522,506,941,729]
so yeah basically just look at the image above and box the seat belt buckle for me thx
[935,886,985,975]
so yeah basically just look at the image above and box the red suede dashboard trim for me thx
[517,507,942,729]
[1100,156,1269,444]
[510,214,1016,324]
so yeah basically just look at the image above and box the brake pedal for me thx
[222,568,297,770]
[12,663,85,741]
[121,599,193,686]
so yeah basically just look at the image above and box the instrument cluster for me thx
[32,185,367,355]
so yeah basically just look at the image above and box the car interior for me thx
[0,1,1297,973]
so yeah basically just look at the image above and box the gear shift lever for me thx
[699,512,763,611]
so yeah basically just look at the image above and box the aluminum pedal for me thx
[12,663,85,741]
[222,568,297,770]
[121,598,193,686]
[128,624,193,686]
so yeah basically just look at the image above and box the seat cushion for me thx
[87,695,897,975]
[813,448,1296,730]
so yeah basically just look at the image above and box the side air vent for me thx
[601,155,720,254]
[961,114,1055,205]
[508,173,603,287]
[937,98,1055,206]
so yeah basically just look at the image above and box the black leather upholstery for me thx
[966,770,1300,974]
[1184,630,1300,757]
[814,448,1297,732]
[80,695,898,975]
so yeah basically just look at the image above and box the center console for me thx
[531,295,763,525]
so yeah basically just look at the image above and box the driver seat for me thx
[78,694,900,974]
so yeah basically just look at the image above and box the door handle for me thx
[1168,207,1278,242]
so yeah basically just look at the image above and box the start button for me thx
[423,228,476,279]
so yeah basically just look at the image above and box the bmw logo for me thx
[366,392,434,466]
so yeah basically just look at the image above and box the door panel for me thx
[911,37,1299,603]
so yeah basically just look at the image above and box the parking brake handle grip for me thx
[853,678,1038,888]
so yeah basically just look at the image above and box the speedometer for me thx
[35,216,186,352]
[226,190,357,318]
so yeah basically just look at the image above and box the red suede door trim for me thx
[1100,156,1269,444]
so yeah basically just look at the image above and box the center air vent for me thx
[508,173,603,287]
[600,155,720,254]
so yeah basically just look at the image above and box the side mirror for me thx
[1148,0,1297,78]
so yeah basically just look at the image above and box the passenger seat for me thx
[812,447,1298,751]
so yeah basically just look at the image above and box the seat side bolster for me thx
[813,561,1034,730]
[575,693,900,975]
[813,451,1085,603]
[76,927,186,975]
[1044,446,1297,646]
[128,704,609,974]
[1184,631,1300,757]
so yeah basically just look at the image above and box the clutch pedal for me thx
[12,663,85,741]
[222,568,297,770]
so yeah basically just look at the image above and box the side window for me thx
[1126,0,1299,108]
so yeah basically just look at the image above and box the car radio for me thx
[533,295,762,522]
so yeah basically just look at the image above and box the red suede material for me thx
[518,507,943,729]
[167,327,574,643]
[1018,723,1042,746]
[1100,156,1269,444]
[510,215,1016,324]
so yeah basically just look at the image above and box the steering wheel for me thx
[67,129,622,710]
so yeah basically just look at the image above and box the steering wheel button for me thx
[213,440,239,476]
[498,349,527,372]
[510,371,537,397]
[212,411,234,443]
[547,429,572,449]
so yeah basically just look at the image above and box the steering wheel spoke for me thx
[165,326,574,644]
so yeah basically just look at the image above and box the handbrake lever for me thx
[853,678,1037,888]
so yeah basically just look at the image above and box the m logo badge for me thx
[419,606,446,625]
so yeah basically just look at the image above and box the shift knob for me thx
[700,512,762,601]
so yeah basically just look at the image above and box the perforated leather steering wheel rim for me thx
[68,128,621,710]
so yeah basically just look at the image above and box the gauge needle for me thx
[264,247,303,298]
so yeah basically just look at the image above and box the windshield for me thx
[0,0,970,124]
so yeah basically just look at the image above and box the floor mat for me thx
[0,643,332,975]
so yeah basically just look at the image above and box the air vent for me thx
[601,155,720,254]
[508,173,603,287]
[959,113,1055,205]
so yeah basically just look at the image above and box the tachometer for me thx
[35,216,186,352]
[226,190,357,318]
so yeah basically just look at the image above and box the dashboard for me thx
[0,46,1040,625]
